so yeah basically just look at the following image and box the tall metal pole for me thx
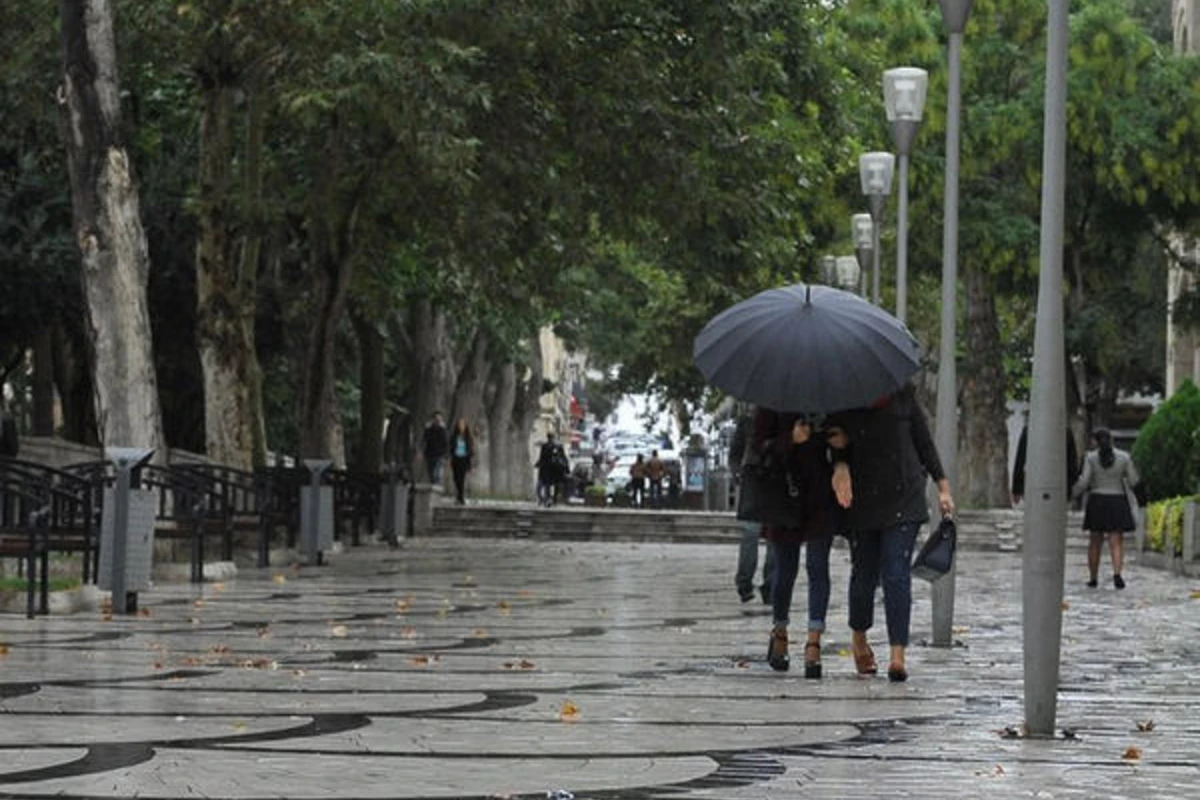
[932,3,970,648]
[1024,0,1070,738]
[870,194,884,304]
[896,153,910,324]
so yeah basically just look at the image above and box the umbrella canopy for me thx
[693,284,922,413]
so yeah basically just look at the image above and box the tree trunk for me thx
[52,321,97,444]
[32,327,56,436]
[59,0,164,454]
[505,336,544,498]
[452,329,490,495]
[958,265,1009,508]
[487,362,518,497]
[353,311,385,474]
[409,297,457,436]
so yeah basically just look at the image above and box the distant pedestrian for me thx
[629,454,647,507]
[449,418,474,504]
[827,384,954,683]
[1011,422,1080,507]
[535,433,568,507]
[731,408,773,604]
[646,450,666,507]
[422,412,449,485]
[1071,428,1140,590]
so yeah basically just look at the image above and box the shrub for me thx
[1131,380,1200,503]
[585,484,606,497]
[1143,495,1197,555]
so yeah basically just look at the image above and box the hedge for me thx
[1131,380,1200,503]
[1144,495,1198,555]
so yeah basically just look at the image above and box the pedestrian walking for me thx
[1071,428,1141,590]
[629,454,647,508]
[647,450,666,507]
[731,408,773,604]
[827,383,954,683]
[449,418,474,505]
[754,409,839,678]
[535,433,568,507]
[421,411,449,485]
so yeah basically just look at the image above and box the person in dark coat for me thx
[534,433,568,507]
[826,383,954,683]
[752,408,840,678]
[449,418,474,504]
[421,412,449,485]
[732,408,774,604]
[1011,422,1080,507]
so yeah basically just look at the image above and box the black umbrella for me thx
[693,284,922,413]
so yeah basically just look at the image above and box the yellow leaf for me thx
[272,574,287,584]
[232,720,247,731]
[409,654,439,667]
[210,583,225,592]
[1123,746,1142,760]
[1189,591,1200,600]
[559,700,581,721]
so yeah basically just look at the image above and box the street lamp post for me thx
[883,67,929,325]
[852,214,874,298]
[931,0,973,649]
[835,255,861,294]
[1024,0,1070,738]
[858,152,895,305]
[820,254,837,286]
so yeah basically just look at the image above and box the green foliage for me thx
[1131,381,1200,502]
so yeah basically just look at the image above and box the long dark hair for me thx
[1093,428,1114,468]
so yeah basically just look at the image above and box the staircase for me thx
[431,503,1090,551]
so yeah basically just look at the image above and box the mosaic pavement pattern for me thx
[2,537,1199,799]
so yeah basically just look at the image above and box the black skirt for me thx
[1083,493,1135,533]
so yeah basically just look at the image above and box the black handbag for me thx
[912,516,957,582]
[735,441,805,527]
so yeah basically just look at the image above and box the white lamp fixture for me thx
[820,254,837,285]
[835,256,861,292]
[859,151,896,197]
[851,214,874,250]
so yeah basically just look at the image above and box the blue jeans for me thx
[736,522,774,597]
[772,533,833,630]
[848,521,921,646]
[427,457,445,485]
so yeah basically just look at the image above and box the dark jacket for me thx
[422,421,449,461]
[536,440,568,481]
[1011,425,1079,497]
[826,385,945,532]
[751,408,839,543]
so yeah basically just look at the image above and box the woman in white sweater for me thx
[1071,428,1139,589]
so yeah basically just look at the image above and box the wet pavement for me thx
[1,534,1199,799]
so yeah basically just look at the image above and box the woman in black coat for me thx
[826,384,954,682]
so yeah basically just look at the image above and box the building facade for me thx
[1166,0,1200,395]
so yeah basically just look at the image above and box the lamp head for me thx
[883,67,929,123]
[859,151,895,197]
[851,214,874,249]
[835,256,861,291]
[820,254,837,285]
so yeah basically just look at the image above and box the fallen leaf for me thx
[272,574,287,584]
[559,699,581,721]
[1136,720,1155,732]
[101,613,113,622]
[735,659,750,669]
[1190,590,1200,600]
[211,644,232,654]
[395,599,410,613]
[180,656,206,666]
[1061,600,1070,611]
[137,607,152,618]
[330,625,348,638]
[257,627,270,638]
[232,720,247,731]
[152,661,163,670]
[189,617,201,625]
[240,658,275,670]
[502,659,536,670]
[192,599,206,609]
[210,583,225,592]
[292,669,307,678]
[837,648,851,657]
[408,654,440,667]
[998,726,1023,740]
[0,644,9,656]
[952,625,970,634]
[518,589,534,598]
[1123,746,1142,760]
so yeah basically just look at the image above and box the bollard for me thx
[301,460,333,565]
[380,465,409,547]
[104,448,155,614]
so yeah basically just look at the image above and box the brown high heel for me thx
[767,626,789,672]
[852,644,878,676]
